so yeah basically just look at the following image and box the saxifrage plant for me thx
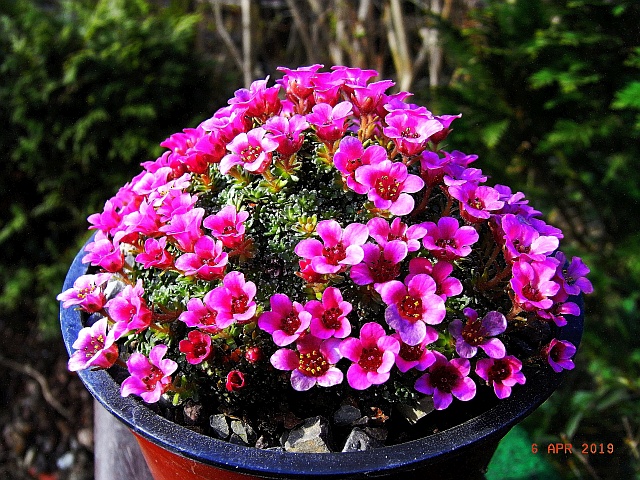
[58,65,592,449]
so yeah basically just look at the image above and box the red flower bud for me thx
[225,370,245,391]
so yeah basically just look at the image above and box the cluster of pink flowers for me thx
[59,65,591,413]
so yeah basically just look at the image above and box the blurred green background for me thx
[0,0,638,478]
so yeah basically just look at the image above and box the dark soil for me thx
[0,315,93,480]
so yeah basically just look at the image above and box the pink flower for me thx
[106,280,153,340]
[203,205,249,249]
[121,345,177,403]
[475,356,526,399]
[348,80,395,116]
[294,220,369,274]
[419,151,450,186]
[159,207,205,252]
[264,114,309,157]
[383,109,444,157]
[355,160,424,216]
[174,236,228,281]
[206,271,257,327]
[305,287,352,339]
[67,317,118,371]
[421,216,479,261]
[334,137,387,194]
[160,127,224,174]
[135,237,174,270]
[88,199,122,235]
[448,183,504,223]
[414,352,476,410]
[258,294,311,346]
[429,113,462,146]
[306,101,353,143]
[225,370,246,391]
[178,297,221,333]
[393,333,437,373]
[219,127,279,174]
[367,217,427,252]
[57,273,111,313]
[270,335,343,391]
[350,241,407,289]
[179,330,212,365]
[277,64,323,107]
[510,259,561,311]
[449,308,507,359]
[543,339,576,373]
[229,78,282,120]
[82,231,124,273]
[502,214,559,263]
[339,322,400,390]
[379,274,446,345]
[537,289,581,327]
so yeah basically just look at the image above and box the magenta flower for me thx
[355,160,424,216]
[294,220,368,274]
[543,339,576,373]
[383,109,444,157]
[160,127,223,174]
[229,78,282,120]
[264,114,309,157]
[510,259,561,311]
[106,280,153,340]
[429,113,462,146]
[206,271,257,327]
[219,127,279,174]
[225,370,246,392]
[406,258,464,300]
[419,151,450,187]
[135,237,174,270]
[379,274,446,345]
[174,236,228,281]
[178,297,221,333]
[393,333,437,373]
[305,287,352,339]
[277,64,323,105]
[179,330,212,365]
[340,322,400,390]
[334,137,387,194]
[422,216,479,261]
[348,80,395,116]
[271,335,343,391]
[449,308,507,359]
[475,356,526,399]
[121,345,178,403]
[88,199,122,236]
[57,273,111,313]
[554,252,593,296]
[414,352,476,410]
[306,101,353,143]
[68,317,118,371]
[159,207,205,252]
[502,214,559,263]
[448,183,504,223]
[258,294,311,346]
[537,289,581,327]
[203,205,249,249]
[367,217,427,252]
[82,231,124,273]
[350,241,407,289]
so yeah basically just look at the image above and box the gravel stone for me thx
[284,416,331,453]
[333,405,362,426]
[342,428,382,452]
[209,414,230,440]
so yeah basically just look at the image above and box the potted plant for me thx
[59,65,591,479]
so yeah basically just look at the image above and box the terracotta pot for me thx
[60,238,584,480]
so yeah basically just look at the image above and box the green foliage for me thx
[422,0,640,477]
[0,0,235,336]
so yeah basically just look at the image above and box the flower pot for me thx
[61,237,584,480]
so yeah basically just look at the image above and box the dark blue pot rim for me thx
[60,236,584,479]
